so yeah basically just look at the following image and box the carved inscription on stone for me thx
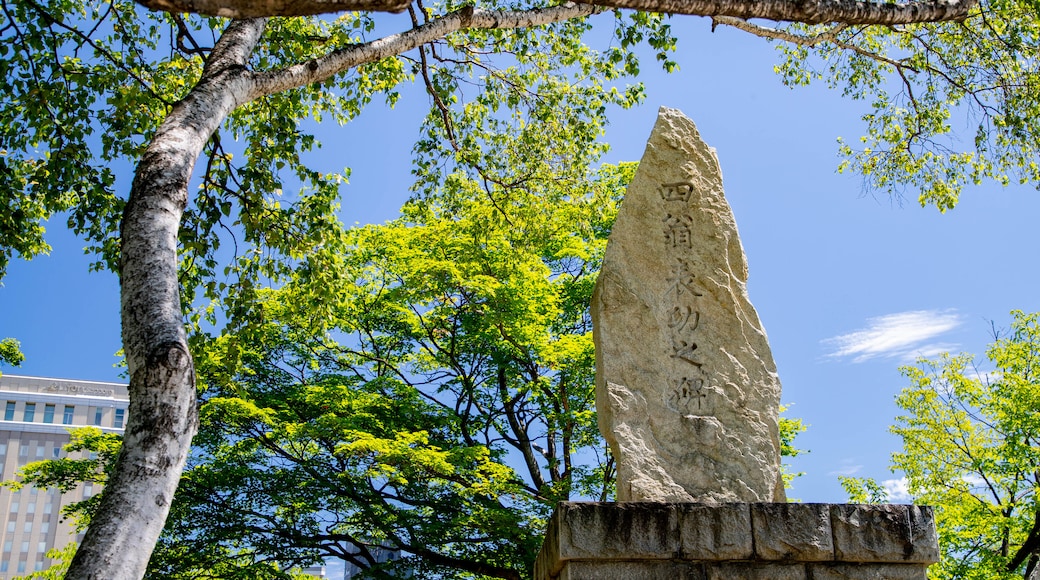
[592,107,786,503]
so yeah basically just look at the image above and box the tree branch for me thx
[137,0,411,17]
[247,2,599,100]
[140,0,975,23]
[582,0,976,24]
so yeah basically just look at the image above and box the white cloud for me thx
[822,310,964,363]
[883,478,912,502]
[828,461,863,477]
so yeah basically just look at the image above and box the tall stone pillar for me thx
[592,107,784,503]
[534,109,939,579]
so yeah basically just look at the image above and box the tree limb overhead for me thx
[579,0,977,24]
[138,0,977,23]
[137,0,411,16]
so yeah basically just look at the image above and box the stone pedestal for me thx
[534,502,938,580]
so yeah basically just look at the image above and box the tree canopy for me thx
[844,311,1040,579]
[0,0,1028,575]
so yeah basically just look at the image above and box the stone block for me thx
[809,563,931,580]
[751,503,833,561]
[534,502,940,580]
[559,561,706,580]
[545,502,680,561]
[679,502,754,560]
[705,562,806,580]
[831,505,939,563]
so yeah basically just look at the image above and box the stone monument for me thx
[592,107,784,503]
[533,108,940,580]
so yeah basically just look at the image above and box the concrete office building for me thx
[0,374,129,577]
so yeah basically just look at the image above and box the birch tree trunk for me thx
[64,19,267,580]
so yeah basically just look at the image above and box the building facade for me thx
[0,374,128,577]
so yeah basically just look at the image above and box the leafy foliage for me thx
[0,336,24,369]
[773,0,1040,210]
[886,311,1040,579]
[12,543,77,580]
[158,157,631,579]
[5,427,121,528]
[778,404,808,488]
[838,475,888,505]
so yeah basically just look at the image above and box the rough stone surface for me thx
[678,503,753,560]
[809,564,931,580]
[831,504,939,563]
[592,107,784,502]
[705,562,806,580]
[534,503,939,580]
[560,561,706,580]
[752,503,833,561]
[552,502,679,560]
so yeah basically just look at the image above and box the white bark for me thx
[64,5,608,577]
[64,18,267,580]
[578,0,976,24]
[139,0,977,23]
[138,0,409,16]
[247,3,599,99]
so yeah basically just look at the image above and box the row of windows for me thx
[3,402,125,429]
[5,520,52,535]
[2,539,48,553]
[0,559,47,573]
[3,502,55,516]
[0,443,62,459]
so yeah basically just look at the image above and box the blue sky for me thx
[2,13,1039,506]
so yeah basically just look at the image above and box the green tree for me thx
[859,311,1040,579]
[0,0,983,576]
[0,337,24,371]
[155,159,628,579]
[761,0,1040,210]
[10,166,802,577]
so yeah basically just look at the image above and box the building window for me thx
[0,442,6,455]
[17,560,25,573]
[2,540,10,552]
[42,404,55,424]
[43,503,52,515]
[62,405,74,425]
[93,408,103,426]
[21,540,29,552]
[5,521,13,533]
[19,444,28,457]
[26,502,35,514]
[35,446,44,458]
[41,522,49,534]
[52,447,60,458]
[114,408,125,429]
[4,401,14,421]
[11,501,19,513]
[23,402,35,422]
[23,521,32,534]
[37,541,45,554]
[83,483,93,498]
[0,561,7,572]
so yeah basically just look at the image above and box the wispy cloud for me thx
[822,310,964,363]
[828,460,863,477]
[883,478,912,502]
